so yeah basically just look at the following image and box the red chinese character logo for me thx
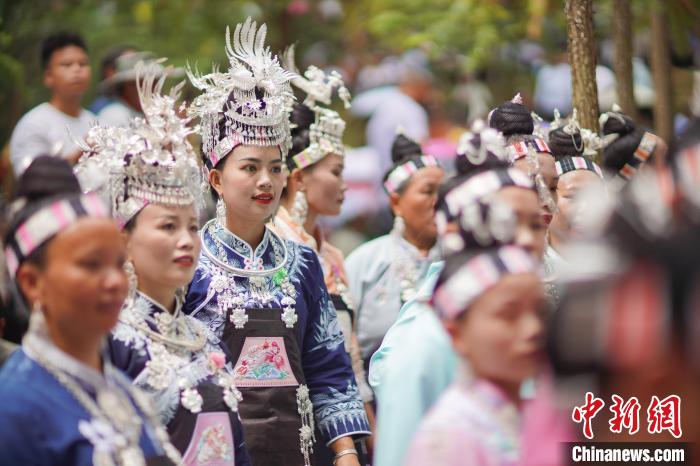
[647,395,682,438]
[608,394,641,435]
[572,391,606,439]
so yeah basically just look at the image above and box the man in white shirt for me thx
[9,32,95,176]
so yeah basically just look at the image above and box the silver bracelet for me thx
[333,448,358,465]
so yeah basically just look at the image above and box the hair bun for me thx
[548,127,584,157]
[390,132,423,164]
[602,112,635,136]
[488,94,534,136]
[603,129,645,171]
[16,155,81,202]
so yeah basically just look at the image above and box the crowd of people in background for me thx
[1,18,700,466]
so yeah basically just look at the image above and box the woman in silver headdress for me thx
[185,18,369,466]
[75,62,251,465]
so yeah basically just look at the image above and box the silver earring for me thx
[216,198,226,226]
[32,301,43,313]
[391,215,405,238]
[290,190,308,225]
[124,260,138,301]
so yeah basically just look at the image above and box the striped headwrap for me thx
[555,156,604,179]
[5,193,108,277]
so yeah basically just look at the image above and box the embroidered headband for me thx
[507,137,551,162]
[555,156,604,179]
[615,132,656,182]
[432,245,537,321]
[443,167,534,220]
[187,18,295,169]
[384,155,441,194]
[5,193,108,277]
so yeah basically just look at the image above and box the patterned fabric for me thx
[0,349,163,466]
[4,193,107,277]
[506,137,551,162]
[554,156,603,178]
[107,294,250,465]
[184,224,370,444]
[406,377,522,466]
[384,155,441,194]
[273,206,374,403]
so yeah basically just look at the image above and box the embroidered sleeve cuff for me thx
[311,385,371,444]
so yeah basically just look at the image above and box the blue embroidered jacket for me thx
[184,224,370,445]
[0,349,164,466]
[108,292,251,465]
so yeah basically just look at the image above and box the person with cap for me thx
[274,51,376,459]
[184,18,369,466]
[368,120,545,466]
[76,62,252,464]
[0,156,182,466]
[345,130,444,367]
[97,50,182,128]
[88,45,138,114]
[9,32,95,176]
[405,206,546,466]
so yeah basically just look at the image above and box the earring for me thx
[290,190,308,225]
[216,198,226,226]
[124,260,138,301]
[32,301,43,314]
[391,215,405,238]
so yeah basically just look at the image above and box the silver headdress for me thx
[456,119,508,166]
[283,46,351,170]
[550,108,604,157]
[187,17,296,168]
[74,60,204,227]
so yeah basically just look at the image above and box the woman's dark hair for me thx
[488,100,534,136]
[548,127,584,157]
[41,32,87,69]
[287,102,315,172]
[382,133,425,194]
[601,113,647,172]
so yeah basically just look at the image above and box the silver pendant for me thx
[281,306,298,328]
[181,387,203,414]
[230,306,248,329]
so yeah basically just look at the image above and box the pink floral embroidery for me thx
[233,337,299,387]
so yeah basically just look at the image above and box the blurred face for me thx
[210,145,285,227]
[448,273,546,386]
[550,169,604,238]
[513,153,558,226]
[17,218,128,341]
[391,166,444,246]
[43,45,91,97]
[299,153,347,217]
[493,186,547,260]
[126,203,200,298]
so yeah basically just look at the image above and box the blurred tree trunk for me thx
[565,0,599,132]
[612,0,638,119]
[650,1,674,142]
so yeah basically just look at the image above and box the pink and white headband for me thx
[5,193,108,277]
[384,155,441,194]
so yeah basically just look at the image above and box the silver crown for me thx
[74,61,204,226]
[187,17,296,167]
[283,46,351,169]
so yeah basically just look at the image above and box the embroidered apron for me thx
[168,383,239,466]
[222,307,314,466]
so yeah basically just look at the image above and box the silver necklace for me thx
[201,220,298,329]
[118,295,243,415]
[25,338,182,466]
